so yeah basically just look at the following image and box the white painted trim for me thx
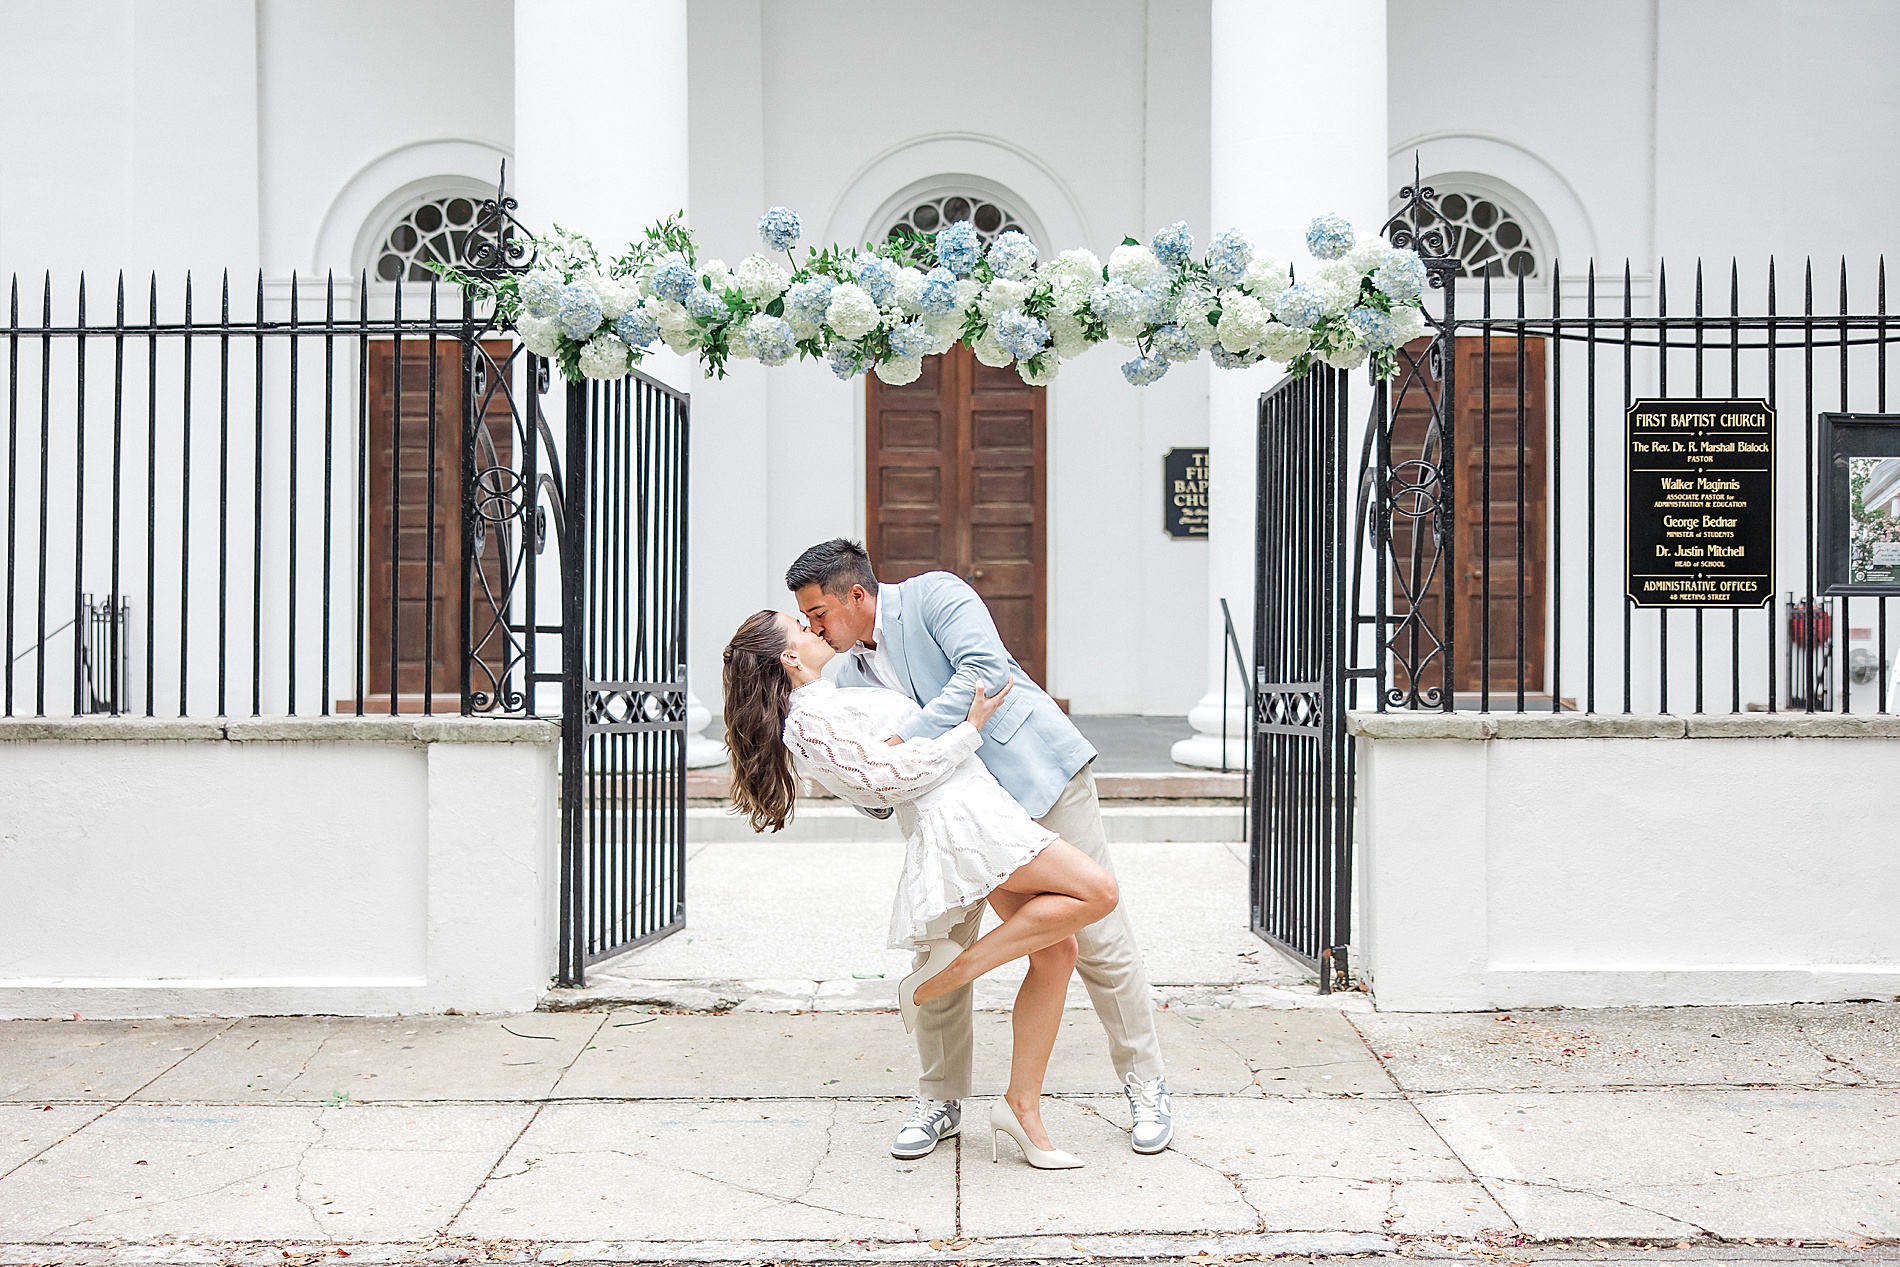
[311,137,513,279]
[1390,132,1599,269]
[823,132,1088,255]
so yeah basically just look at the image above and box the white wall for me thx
[1356,712,1900,1010]
[0,718,559,1017]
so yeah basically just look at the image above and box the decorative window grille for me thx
[374,195,487,283]
[1432,189,1541,279]
[887,193,1026,244]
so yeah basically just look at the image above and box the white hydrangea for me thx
[1048,311,1092,359]
[1257,322,1312,364]
[1317,261,1364,315]
[953,278,982,316]
[824,282,881,339]
[972,327,1014,367]
[1107,243,1163,289]
[1322,343,1370,370]
[579,335,632,380]
[1019,355,1060,386]
[874,356,925,386]
[734,254,791,305]
[1391,304,1429,345]
[1242,255,1291,298]
[978,278,1030,320]
[517,313,562,358]
[1345,240,1390,274]
[924,316,962,355]
[519,269,564,320]
[649,298,697,353]
[702,259,732,293]
[1047,274,1093,316]
[1174,292,1221,348]
[1043,248,1103,289]
[891,266,926,315]
[1217,294,1274,352]
[607,275,644,321]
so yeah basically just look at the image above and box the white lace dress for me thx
[782,679,1057,949]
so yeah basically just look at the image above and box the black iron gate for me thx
[1249,367,1354,992]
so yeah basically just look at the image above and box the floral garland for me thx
[435,207,1429,386]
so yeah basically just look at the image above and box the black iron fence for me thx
[1362,182,1899,717]
[2,179,689,988]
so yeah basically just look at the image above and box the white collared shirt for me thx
[853,597,904,693]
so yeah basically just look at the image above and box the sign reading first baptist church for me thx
[1626,399,1775,607]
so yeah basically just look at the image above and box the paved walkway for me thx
[2,1003,1897,1261]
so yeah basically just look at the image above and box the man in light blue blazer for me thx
[787,539,1170,1159]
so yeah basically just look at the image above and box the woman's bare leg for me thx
[986,888,1076,1152]
[913,839,1115,1007]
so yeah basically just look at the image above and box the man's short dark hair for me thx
[786,538,879,597]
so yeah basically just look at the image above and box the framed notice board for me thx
[1165,448,1208,538]
[1625,399,1775,608]
[1819,413,1900,594]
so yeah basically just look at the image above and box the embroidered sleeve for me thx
[784,707,982,808]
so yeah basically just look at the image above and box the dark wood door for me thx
[866,343,1047,686]
[1387,335,1547,698]
[364,339,514,710]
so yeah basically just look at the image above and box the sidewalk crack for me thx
[1068,1097,1267,1233]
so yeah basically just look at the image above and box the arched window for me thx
[373,194,488,283]
[1431,188,1542,279]
[887,192,1027,245]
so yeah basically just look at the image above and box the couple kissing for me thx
[721,538,1170,1169]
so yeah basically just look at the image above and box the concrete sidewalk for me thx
[2,1003,1897,1261]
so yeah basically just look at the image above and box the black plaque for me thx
[1625,399,1775,608]
[1165,447,1209,539]
[1819,413,1900,594]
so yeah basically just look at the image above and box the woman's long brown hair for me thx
[722,610,799,833]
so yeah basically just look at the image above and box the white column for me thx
[515,0,724,766]
[1173,0,1389,768]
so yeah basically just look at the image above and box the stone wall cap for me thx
[0,715,559,744]
[1351,710,1900,740]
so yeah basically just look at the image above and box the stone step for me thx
[688,803,1243,843]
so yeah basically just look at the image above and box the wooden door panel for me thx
[867,343,1047,686]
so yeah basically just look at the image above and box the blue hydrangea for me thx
[1373,251,1428,304]
[557,282,604,340]
[743,314,797,366]
[756,206,802,253]
[1347,306,1402,349]
[986,230,1039,281]
[1121,354,1170,386]
[1150,324,1201,363]
[918,267,959,318]
[1273,282,1327,329]
[519,269,563,319]
[1151,222,1195,269]
[827,341,867,379]
[652,255,699,305]
[785,277,835,331]
[1209,344,1259,369]
[888,319,933,359]
[1140,280,1175,325]
[1305,213,1355,260]
[853,255,898,305]
[1090,280,1146,326]
[1205,228,1254,287]
[993,312,1050,360]
[936,221,981,275]
[686,287,725,321]
[615,306,661,348]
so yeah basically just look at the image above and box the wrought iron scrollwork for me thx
[461,160,538,280]
[584,681,688,732]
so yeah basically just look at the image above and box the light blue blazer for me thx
[828,571,1095,819]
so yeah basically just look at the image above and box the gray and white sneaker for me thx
[891,1096,961,1159]
[1124,1073,1173,1153]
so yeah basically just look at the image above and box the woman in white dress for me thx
[722,609,1120,1169]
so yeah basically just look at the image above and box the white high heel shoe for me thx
[990,1099,1084,1170]
[897,938,961,1035]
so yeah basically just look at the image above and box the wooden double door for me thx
[865,344,1048,687]
[361,339,514,710]
[1388,336,1548,698]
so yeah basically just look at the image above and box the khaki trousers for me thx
[912,763,1165,1100]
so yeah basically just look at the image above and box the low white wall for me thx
[1354,712,1900,1011]
[0,716,559,1018]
